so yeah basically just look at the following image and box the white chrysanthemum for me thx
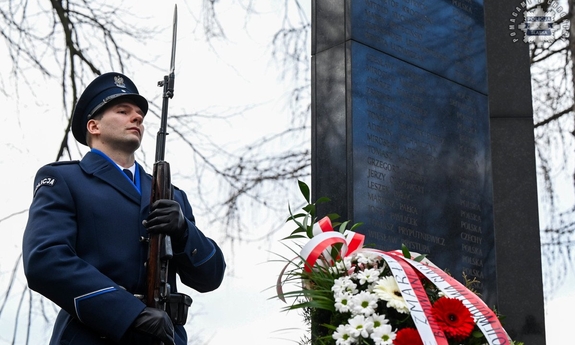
[348,314,374,338]
[354,251,381,266]
[356,267,381,285]
[351,290,378,316]
[331,256,353,274]
[373,276,409,314]
[332,276,358,295]
[334,292,353,313]
[371,314,390,329]
[332,324,355,345]
[342,256,353,268]
[370,324,396,345]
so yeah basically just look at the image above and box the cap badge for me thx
[114,75,126,88]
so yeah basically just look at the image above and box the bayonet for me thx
[155,4,178,162]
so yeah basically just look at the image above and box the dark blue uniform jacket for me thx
[22,151,226,344]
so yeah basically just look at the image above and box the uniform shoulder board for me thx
[48,160,80,166]
[33,161,79,196]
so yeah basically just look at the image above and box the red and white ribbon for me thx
[376,251,448,345]
[277,218,510,345]
[301,216,364,272]
[403,257,511,345]
[276,216,364,300]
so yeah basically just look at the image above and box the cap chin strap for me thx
[87,94,126,120]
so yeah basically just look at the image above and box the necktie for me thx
[123,169,133,182]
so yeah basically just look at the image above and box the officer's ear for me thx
[85,107,106,146]
[86,118,101,136]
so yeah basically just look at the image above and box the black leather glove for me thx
[131,307,175,345]
[143,199,188,241]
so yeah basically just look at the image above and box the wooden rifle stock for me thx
[146,161,173,311]
[146,161,172,345]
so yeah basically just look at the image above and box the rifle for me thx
[146,5,192,344]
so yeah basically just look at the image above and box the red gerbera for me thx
[432,297,475,341]
[393,327,423,345]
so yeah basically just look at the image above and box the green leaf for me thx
[281,234,308,241]
[401,243,411,258]
[349,222,363,231]
[472,330,483,338]
[302,204,317,220]
[298,180,311,203]
[338,220,349,233]
[287,205,309,232]
[286,212,307,222]
[286,204,306,223]
[413,254,428,262]
[289,227,307,234]
[305,214,315,239]
[320,323,337,331]
[326,213,340,221]
[315,196,331,204]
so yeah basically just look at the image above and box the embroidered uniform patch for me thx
[34,177,55,195]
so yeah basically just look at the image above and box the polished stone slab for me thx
[313,40,495,304]
[313,0,488,93]
[349,41,494,302]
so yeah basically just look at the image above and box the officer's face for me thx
[88,101,145,152]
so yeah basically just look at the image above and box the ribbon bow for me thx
[300,216,365,272]
[276,216,364,302]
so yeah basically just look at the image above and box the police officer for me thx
[22,72,226,345]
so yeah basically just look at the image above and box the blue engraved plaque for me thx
[349,0,487,93]
[349,42,494,303]
[312,0,495,305]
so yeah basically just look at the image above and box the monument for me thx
[310,1,546,343]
